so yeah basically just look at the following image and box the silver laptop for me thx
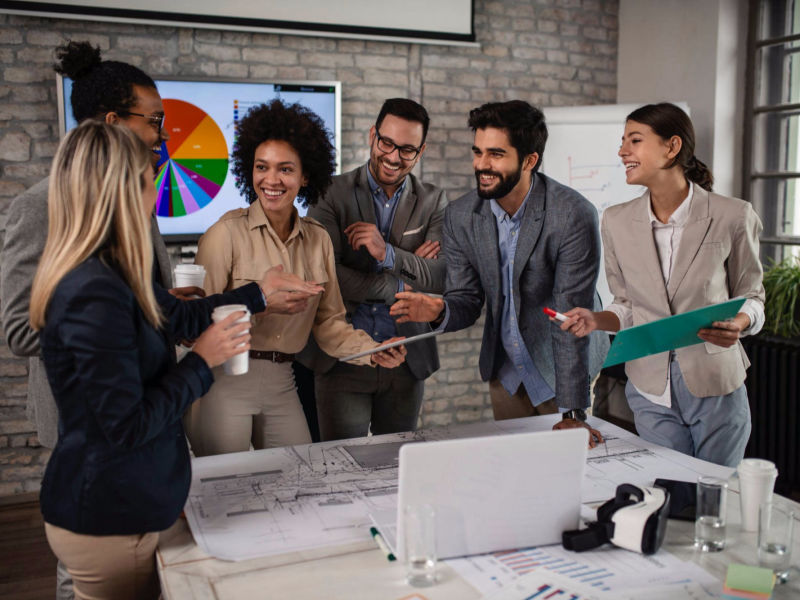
[396,428,588,560]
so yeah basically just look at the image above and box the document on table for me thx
[447,544,719,598]
[602,297,746,367]
[183,416,732,561]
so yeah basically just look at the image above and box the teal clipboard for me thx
[602,297,746,368]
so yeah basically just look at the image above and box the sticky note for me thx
[724,563,776,595]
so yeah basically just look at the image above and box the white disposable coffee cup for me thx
[211,304,251,376]
[737,458,778,532]
[174,264,206,289]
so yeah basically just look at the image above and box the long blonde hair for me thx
[30,121,163,329]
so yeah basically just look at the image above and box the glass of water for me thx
[404,504,437,587]
[695,476,727,552]
[758,502,794,583]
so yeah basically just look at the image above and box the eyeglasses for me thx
[374,130,422,161]
[119,111,165,132]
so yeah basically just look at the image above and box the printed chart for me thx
[154,98,228,218]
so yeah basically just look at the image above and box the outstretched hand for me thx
[258,265,323,314]
[391,291,445,324]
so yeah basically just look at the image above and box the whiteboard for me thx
[541,102,689,307]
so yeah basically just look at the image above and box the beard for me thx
[475,164,522,200]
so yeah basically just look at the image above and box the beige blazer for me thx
[602,185,764,397]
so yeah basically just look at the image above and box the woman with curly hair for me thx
[190,99,406,455]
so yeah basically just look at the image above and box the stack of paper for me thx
[722,564,775,599]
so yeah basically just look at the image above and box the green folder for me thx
[602,297,746,368]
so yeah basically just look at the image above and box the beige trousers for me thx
[187,358,312,456]
[44,523,159,600]
[488,379,558,420]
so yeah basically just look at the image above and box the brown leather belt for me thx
[249,350,295,363]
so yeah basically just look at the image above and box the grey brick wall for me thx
[0,0,618,496]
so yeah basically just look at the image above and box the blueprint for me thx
[184,416,733,561]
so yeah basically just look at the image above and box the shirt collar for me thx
[247,200,304,241]
[489,179,535,224]
[366,162,406,201]
[648,182,694,227]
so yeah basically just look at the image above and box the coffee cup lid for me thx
[175,264,206,273]
[737,458,777,474]
[212,304,249,317]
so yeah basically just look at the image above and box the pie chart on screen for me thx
[155,99,228,217]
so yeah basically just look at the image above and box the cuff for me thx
[377,244,395,271]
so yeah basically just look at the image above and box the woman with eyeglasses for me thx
[559,103,764,467]
[189,99,407,456]
[27,120,311,599]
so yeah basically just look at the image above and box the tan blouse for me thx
[195,202,377,366]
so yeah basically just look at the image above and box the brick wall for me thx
[0,0,618,496]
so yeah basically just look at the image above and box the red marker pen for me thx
[543,307,568,322]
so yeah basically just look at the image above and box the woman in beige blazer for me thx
[189,100,405,456]
[561,103,764,467]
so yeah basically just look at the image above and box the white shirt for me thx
[606,183,764,406]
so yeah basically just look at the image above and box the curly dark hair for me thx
[54,40,157,123]
[232,99,336,206]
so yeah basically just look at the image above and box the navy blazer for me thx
[442,173,609,409]
[39,255,264,535]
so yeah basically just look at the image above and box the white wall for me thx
[617,0,748,197]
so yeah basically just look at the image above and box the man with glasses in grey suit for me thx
[392,100,609,446]
[302,98,447,441]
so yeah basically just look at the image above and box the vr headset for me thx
[562,484,670,555]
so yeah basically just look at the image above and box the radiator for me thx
[742,335,800,496]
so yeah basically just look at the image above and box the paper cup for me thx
[174,264,206,289]
[738,458,778,532]
[212,304,250,376]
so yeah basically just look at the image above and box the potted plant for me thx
[762,255,800,338]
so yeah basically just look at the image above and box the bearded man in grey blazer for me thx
[392,100,609,445]
[303,98,447,441]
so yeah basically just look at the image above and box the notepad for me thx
[602,297,746,368]
[722,563,775,599]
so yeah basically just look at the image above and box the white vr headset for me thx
[562,484,671,555]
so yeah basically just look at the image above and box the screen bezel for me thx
[56,74,342,243]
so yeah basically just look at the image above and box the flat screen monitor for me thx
[57,76,341,242]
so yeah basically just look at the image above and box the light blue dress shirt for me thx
[489,185,555,406]
[350,165,405,342]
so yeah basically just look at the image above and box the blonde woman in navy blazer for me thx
[28,122,318,600]
[561,103,765,467]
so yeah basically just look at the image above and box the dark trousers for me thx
[315,362,424,441]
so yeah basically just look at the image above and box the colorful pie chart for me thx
[155,99,228,218]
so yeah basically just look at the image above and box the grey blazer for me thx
[0,176,173,448]
[602,185,764,397]
[442,172,609,409]
[302,164,448,379]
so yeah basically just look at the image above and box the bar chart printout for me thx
[445,543,719,597]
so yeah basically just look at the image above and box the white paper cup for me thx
[174,264,206,289]
[738,458,778,532]
[211,304,250,376]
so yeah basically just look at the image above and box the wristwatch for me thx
[562,408,587,422]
